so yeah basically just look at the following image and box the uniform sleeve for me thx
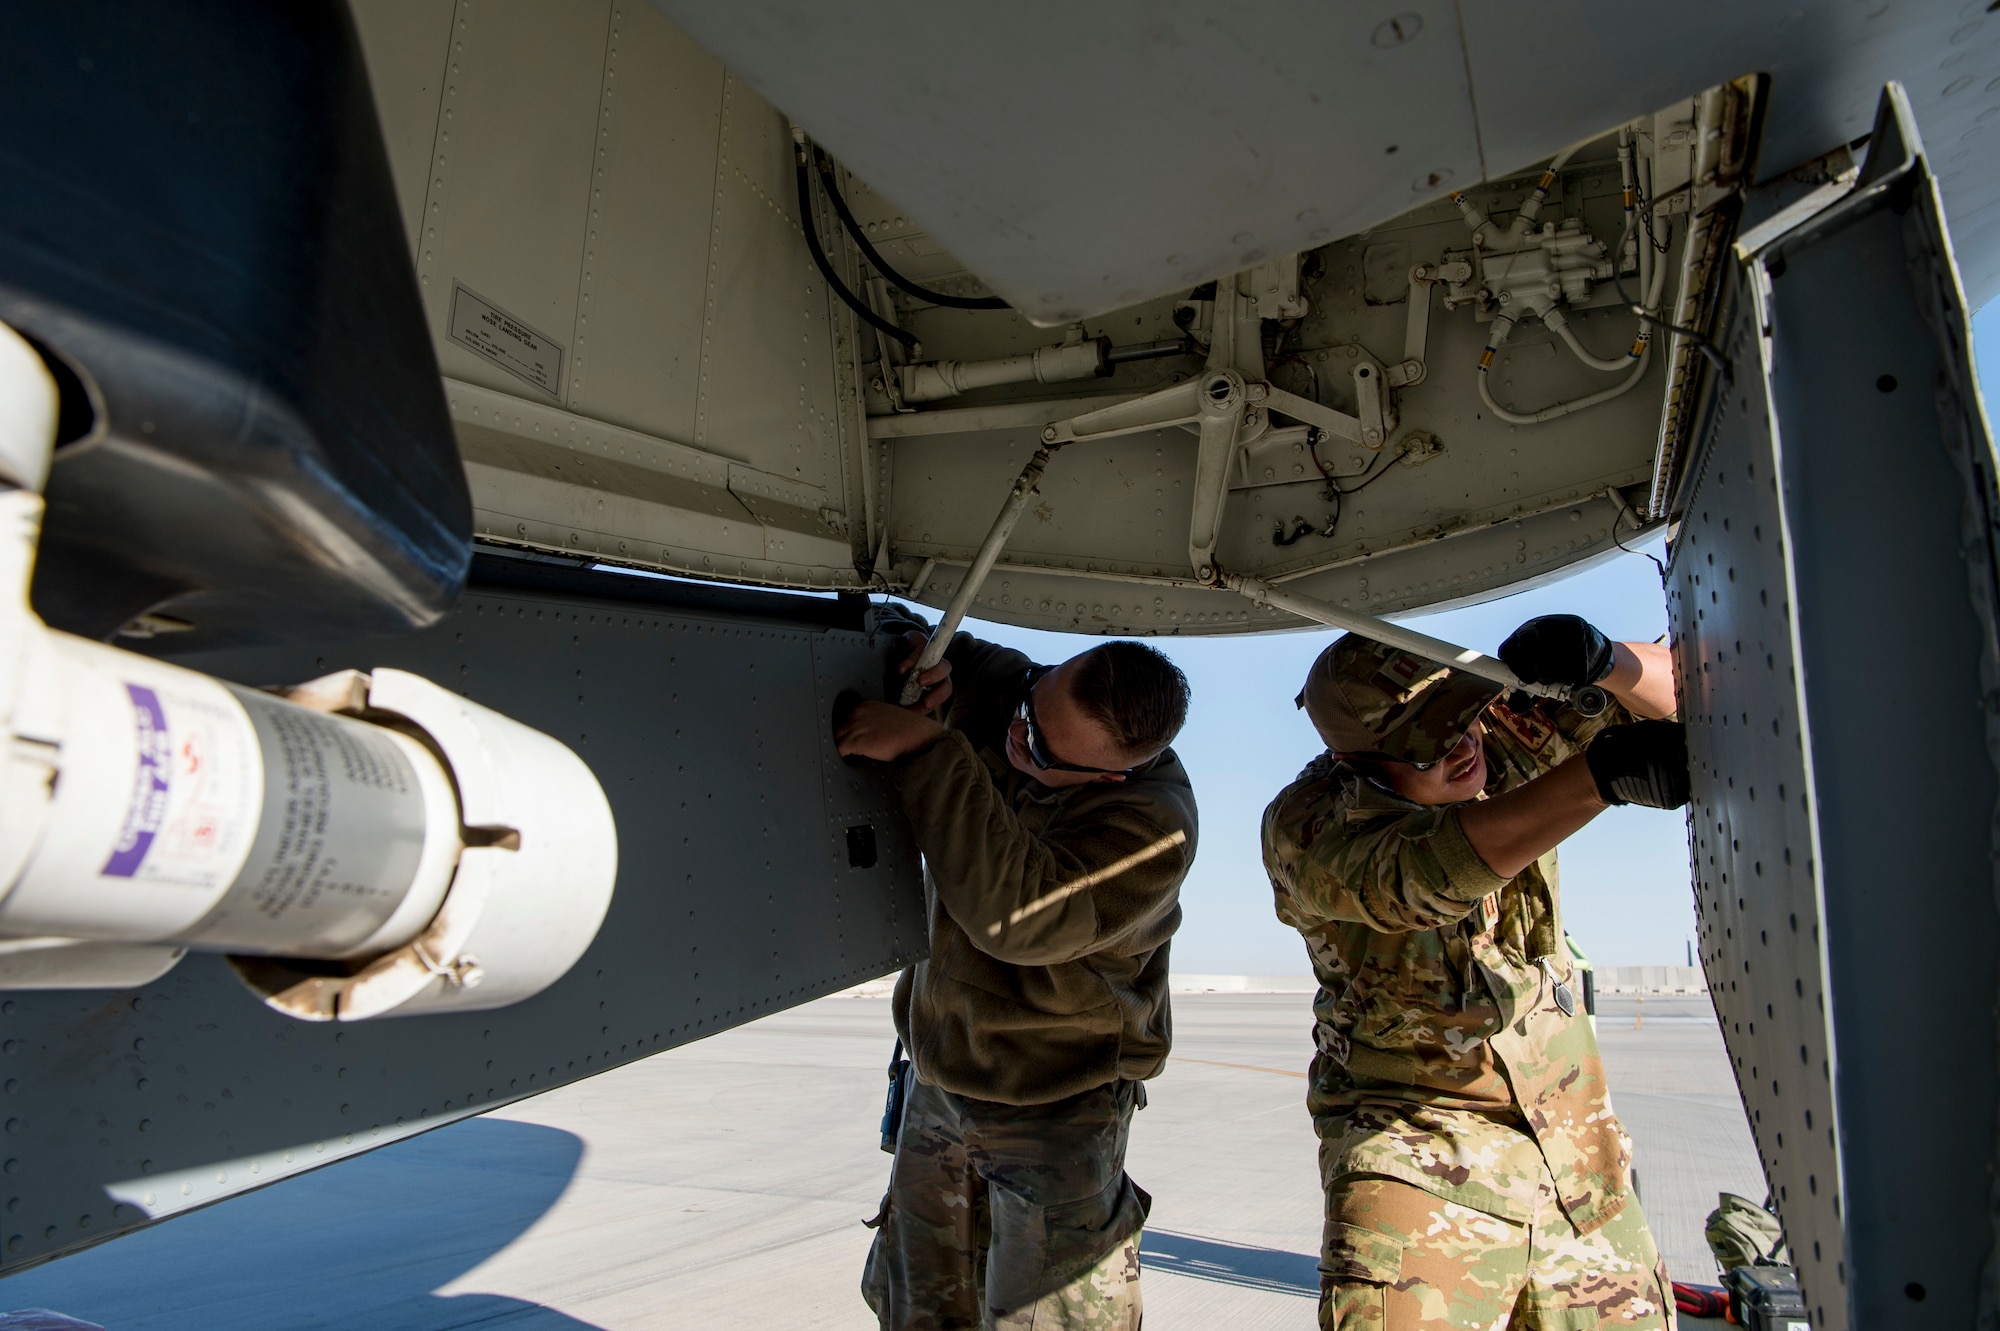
[1480,695,1640,790]
[940,632,1033,704]
[891,729,1192,965]
[1261,778,1508,933]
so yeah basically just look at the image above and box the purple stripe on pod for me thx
[102,683,172,878]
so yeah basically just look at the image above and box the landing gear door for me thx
[1668,83,2000,1330]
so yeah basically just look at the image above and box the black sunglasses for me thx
[1363,752,1444,772]
[1357,725,1482,773]
[1016,666,1137,775]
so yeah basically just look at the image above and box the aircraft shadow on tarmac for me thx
[0,1118,602,1331]
[1139,1229,1319,1298]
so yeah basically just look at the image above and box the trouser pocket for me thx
[1319,1218,1407,1283]
[1317,1220,1406,1331]
[1318,1279,1387,1331]
[986,1173,1150,1315]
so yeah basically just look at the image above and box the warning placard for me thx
[448,283,564,398]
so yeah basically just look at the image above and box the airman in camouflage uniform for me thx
[837,625,1197,1330]
[1262,618,1691,1329]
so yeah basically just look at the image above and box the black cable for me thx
[1608,215,1659,313]
[813,147,1009,310]
[1644,310,1731,380]
[1611,518,1669,579]
[1307,428,1405,491]
[793,145,917,349]
[1613,282,1731,380]
[1638,176,1671,255]
[1272,517,1314,547]
[1293,430,1413,544]
[1611,210,1732,382]
[1603,495,1669,579]
[1340,449,1407,493]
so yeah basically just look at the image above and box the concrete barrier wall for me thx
[1168,975,1317,993]
[1595,965,1708,994]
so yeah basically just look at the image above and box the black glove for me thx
[1584,720,1690,809]
[1499,614,1614,688]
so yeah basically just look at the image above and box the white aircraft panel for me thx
[655,0,2000,318]
[348,0,874,590]
[1463,1,2000,306]
[406,0,612,402]
[348,0,456,247]
[561,8,725,445]
[654,0,1483,327]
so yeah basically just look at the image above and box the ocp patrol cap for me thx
[1295,634,1504,764]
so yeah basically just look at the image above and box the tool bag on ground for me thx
[1705,1191,1788,1273]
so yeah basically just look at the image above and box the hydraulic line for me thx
[1617,128,1639,286]
[1479,316,1644,426]
[813,147,1008,311]
[1540,131,1651,376]
[1448,191,1494,245]
[1546,309,1637,372]
[792,140,916,349]
[1478,127,1666,426]
[1509,144,1581,238]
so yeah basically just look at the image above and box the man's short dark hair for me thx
[1068,641,1191,758]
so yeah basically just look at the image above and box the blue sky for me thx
[956,300,2000,974]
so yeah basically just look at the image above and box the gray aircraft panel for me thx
[0,559,925,1273]
[1670,87,2000,1329]
[655,0,2000,321]
[1462,1,2000,300]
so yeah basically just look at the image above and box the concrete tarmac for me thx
[0,991,1758,1328]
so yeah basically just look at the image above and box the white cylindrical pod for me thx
[229,669,617,1020]
[0,937,186,989]
[0,633,460,966]
[175,685,462,958]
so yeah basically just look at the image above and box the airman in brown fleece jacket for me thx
[836,625,1197,1331]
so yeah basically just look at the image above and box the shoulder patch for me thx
[1489,701,1555,754]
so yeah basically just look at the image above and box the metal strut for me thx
[1225,573,1605,713]
[898,442,1067,703]
[1026,260,1602,714]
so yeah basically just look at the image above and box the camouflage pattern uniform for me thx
[863,1078,1147,1331]
[1264,641,1673,1329]
[863,630,1195,1329]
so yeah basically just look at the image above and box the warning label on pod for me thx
[184,690,431,955]
[101,682,257,888]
